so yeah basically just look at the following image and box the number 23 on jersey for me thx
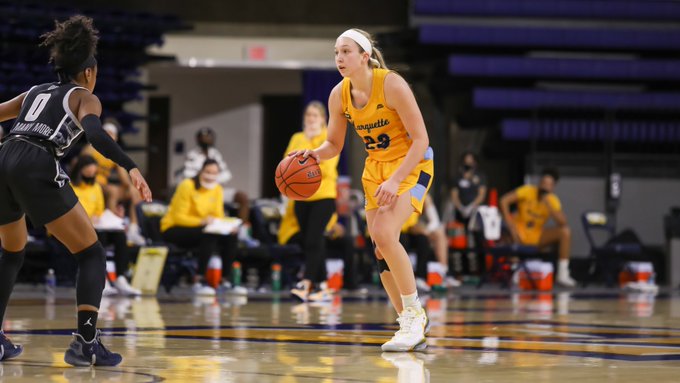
[363,134,391,150]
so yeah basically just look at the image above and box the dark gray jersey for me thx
[8,82,87,158]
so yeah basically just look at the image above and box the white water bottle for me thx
[45,269,56,294]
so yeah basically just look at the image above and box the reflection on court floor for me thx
[2,289,680,382]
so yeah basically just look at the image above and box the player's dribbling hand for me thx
[287,149,320,163]
[129,168,152,202]
[375,178,399,207]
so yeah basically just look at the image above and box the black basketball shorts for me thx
[0,139,78,227]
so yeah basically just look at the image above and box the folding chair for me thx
[581,211,644,286]
[476,207,556,289]
[135,201,198,292]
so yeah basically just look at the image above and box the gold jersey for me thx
[341,68,412,162]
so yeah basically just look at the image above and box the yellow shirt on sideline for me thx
[160,178,225,232]
[513,184,562,245]
[84,146,118,186]
[71,182,105,218]
[284,128,339,201]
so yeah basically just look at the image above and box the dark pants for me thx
[455,209,486,274]
[162,226,238,277]
[97,230,129,278]
[401,233,433,280]
[294,199,336,284]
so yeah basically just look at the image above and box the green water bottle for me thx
[271,263,282,292]
[232,261,242,287]
[372,269,380,286]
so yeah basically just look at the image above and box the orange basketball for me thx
[275,155,322,200]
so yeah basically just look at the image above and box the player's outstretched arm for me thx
[76,91,152,202]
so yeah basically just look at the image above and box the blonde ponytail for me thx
[370,47,387,69]
[351,28,389,70]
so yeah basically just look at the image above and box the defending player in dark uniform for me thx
[0,16,151,366]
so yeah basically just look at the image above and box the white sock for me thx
[401,292,421,310]
[559,260,570,277]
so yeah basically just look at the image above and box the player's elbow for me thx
[328,140,343,157]
[412,136,429,153]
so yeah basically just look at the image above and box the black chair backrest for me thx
[581,211,615,252]
[250,205,276,245]
[136,201,169,244]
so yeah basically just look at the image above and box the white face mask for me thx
[201,174,218,190]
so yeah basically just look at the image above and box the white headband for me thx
[339,29,372,56]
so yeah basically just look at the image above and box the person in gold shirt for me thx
[291,29,433,351]
[82,118,145,245]
[70,155,140,296]
[284,101,340,302]
[500,167,576,287]
[161,159,240,296]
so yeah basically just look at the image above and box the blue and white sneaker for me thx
[0,331,23,361]
[64,330,122,367]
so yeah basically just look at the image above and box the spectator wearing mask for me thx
[500,167,576,287]
[451,152,487,223]
[83,118,145,245]
[161,159,242,296]
[183,128,251,228]
[70,155,141,296]
[450,151,487,274]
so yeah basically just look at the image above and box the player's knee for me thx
[74,241,106,306]
[371,226,393,250]
[75,241,106,264]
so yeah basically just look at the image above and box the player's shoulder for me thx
[516,184,535,195]
[383,70,409,92]
[330,82,344,98]
[547,192,561,204]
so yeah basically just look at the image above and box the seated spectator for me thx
[402,194,460,291]
[500,167,576,287]
[451,151,487,274]
[82,118,145,245]
[161,159,242,296]
[183,128,251,227]
[70,155,141,296]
